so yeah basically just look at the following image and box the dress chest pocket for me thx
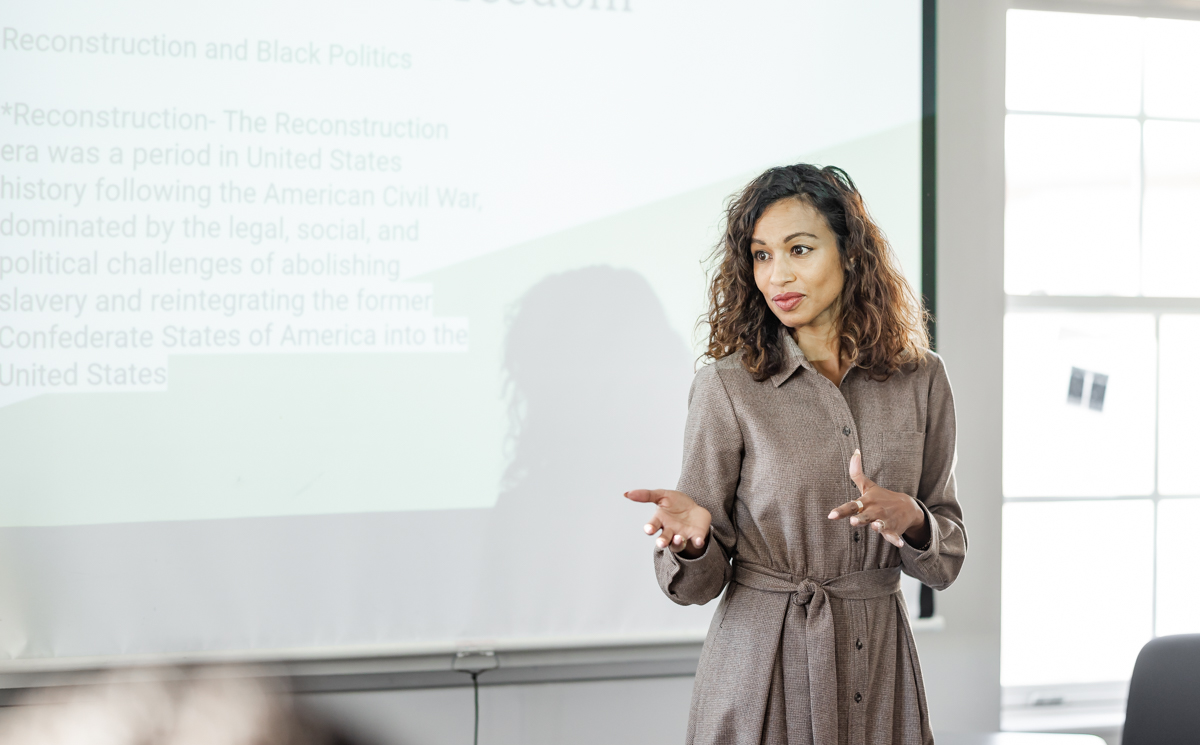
[860,430,925,497]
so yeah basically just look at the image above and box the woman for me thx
[625,164,966,745]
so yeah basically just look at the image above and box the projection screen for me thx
[0,0,924,665]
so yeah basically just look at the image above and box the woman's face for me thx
[750,197,845,329]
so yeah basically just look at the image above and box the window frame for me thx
[1001,0,1200,733]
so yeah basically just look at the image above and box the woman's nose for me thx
[771,258,796,286]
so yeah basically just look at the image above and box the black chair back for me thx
[1123,634,1200,745]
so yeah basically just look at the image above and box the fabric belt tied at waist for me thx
[733,562,902,745]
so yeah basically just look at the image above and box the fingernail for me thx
[854,449,860,456]
[644,524,653,534]
[828,511,837,519]
[656,539,665,548]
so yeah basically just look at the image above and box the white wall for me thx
[917,0,1007,734]
[302,677,695,745]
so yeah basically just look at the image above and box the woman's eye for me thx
[754,251,770,262]
[792,245,812,256]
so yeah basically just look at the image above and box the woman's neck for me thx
[793,316,849,386]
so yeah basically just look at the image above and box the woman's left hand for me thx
[827,449,929,549]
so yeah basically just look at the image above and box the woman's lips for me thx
[773,292,804,312]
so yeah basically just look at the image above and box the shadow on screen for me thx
[469,266,693,638]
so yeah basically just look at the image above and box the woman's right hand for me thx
[623,489,712,559]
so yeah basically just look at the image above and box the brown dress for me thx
[655,332,967,745]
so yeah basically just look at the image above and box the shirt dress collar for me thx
[769,328,812,387]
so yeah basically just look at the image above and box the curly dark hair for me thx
[704,163,929,382]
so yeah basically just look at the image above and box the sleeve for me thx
[653,364,743,606]
[897,354,968,590]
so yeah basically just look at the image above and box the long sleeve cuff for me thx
[898,499,946,586]
[653,528,731,606]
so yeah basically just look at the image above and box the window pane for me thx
[1143,121,1200,297]
[1144,18,1200,120]
[1157,499,1200,636]
[1005,115,1140,296]
[1001,500,1154,686]
[1006,10,1142,116]
[1159,315,1200,494]
[1004,313,1155,497]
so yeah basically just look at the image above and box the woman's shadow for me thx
[468,266,694,639]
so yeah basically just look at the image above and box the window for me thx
[1002,8,1200,730]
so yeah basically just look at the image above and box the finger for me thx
[848,450,877,495]
[673,528,707,553]
[848,505,881,527]
[854,508,883,525]
[880,526,906,548]
[867,519,906,548]
[828,500,865,521]
[656,526,676,550]
[643,512,664,536]
[691,511,712,548]
[624,489,668,504]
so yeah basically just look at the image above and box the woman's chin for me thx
[775,312,811,329]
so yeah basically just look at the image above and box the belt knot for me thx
[792,577,820,605]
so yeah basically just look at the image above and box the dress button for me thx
[854,692,863,703]
[853,532,861,543]
[855,639,863,650]
[842,426,851,436]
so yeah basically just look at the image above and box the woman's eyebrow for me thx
[750,231,819,245]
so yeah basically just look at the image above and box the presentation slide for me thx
[0,0,922,661]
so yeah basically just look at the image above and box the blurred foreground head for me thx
[0,666,355,745]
